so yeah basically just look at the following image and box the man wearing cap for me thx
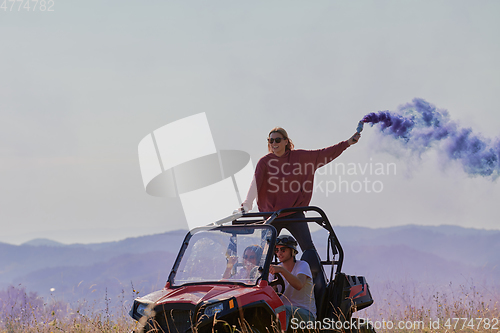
[270,235,316,330]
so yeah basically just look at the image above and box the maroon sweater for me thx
[254,141,350,212]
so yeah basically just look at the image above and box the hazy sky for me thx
[1,0,499,244]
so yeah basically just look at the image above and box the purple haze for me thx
[362,98,500,179]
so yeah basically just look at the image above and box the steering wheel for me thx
[269,273,285,297]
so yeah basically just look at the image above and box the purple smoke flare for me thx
[361,98,500,179]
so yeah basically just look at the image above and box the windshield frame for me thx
[167,225,277,288]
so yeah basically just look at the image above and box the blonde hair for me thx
[268,127,294,153]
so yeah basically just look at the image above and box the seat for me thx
[300,249,327,317]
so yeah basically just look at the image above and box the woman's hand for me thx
[348,132,361,146]
[227,256,237,268]
[222,256,238,279]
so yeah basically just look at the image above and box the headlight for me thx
[136,303,154,317]
[204,302,224,317]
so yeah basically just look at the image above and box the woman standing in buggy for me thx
[240,127,361,252]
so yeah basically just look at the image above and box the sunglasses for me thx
[243,255,256,260]
[267,137,286,144]
[274,247,288,253]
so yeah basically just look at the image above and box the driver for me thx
[223,245,263,280]
[269,235,316,330]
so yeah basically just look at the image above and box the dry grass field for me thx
[359,280,500,332]
[1,282,499,333]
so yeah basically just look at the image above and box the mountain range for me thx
[1,225,499,310]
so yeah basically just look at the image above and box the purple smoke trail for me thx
[362,98,500,179]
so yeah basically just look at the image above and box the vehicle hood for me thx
[137,284,258,306]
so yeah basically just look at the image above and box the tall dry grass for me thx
[359,280,500,332]
[1,281,499,332]
[0,285,137,333]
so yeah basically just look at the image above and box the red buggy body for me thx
[129,206,375,332]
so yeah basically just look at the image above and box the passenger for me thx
[241,127,361,251]
[223,245,263,280]
[270,235,315,330]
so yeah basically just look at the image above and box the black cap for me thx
[276,235,298,255]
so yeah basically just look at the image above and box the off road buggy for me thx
[129,206,374,332]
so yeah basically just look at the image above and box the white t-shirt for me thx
[279,260,316,317]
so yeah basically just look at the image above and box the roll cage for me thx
[231,206,344,281]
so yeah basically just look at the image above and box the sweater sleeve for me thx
[312,140,350,169]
